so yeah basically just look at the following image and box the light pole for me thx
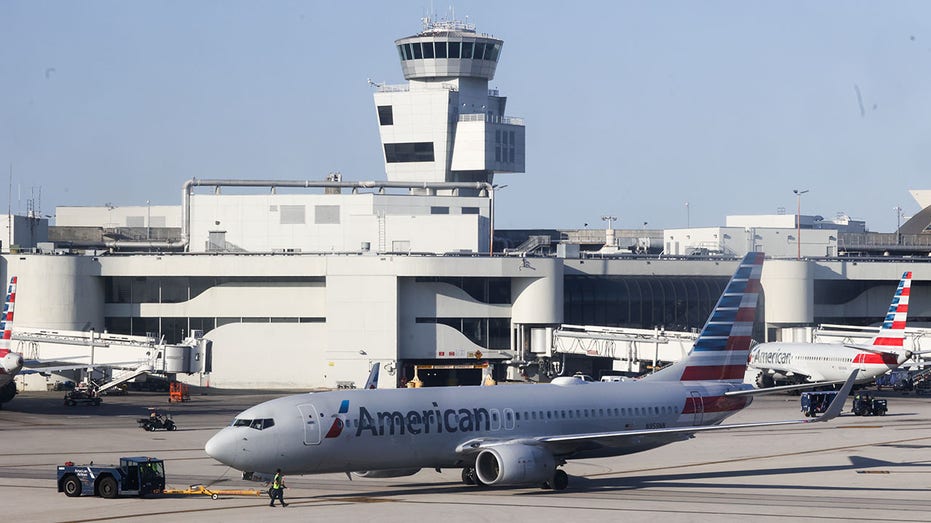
[146,200,151,240]
[793,189,809,260]
[685,202,690,228]
[894,205,903,245]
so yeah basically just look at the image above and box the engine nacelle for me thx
[475,444,555,486]
[352,468,421,478]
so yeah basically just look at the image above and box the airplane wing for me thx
[456,370,856,456]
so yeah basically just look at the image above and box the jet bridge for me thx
[550,324,698,375]
[12,328,208,391]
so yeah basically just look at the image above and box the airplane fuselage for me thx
[748,342,905,385]
[205,379,751,476]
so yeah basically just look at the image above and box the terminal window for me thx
[377,105,393,126]
[384,142,435,163]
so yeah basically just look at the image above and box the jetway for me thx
[12,328,208,391]
[550,325,698,375]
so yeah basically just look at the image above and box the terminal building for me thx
[4,18,931,390]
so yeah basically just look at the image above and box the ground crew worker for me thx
[269,468,287,507]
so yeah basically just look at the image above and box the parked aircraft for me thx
[205,252,856,490]
[0,277,23,406]
[748,271,920,388]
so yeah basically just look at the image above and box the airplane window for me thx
[250,419,264,429]
[531,412,537,420]
[561,410,566,418]
[575,409,581,417]
[599,409,604,416]
[233,419,251,427]
[546,411,552,419]
[515,412,520,421]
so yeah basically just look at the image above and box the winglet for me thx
[811,369,858,422]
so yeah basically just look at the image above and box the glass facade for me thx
[564,275,731,332]
[104,276,325,343]
[415,276,511,304]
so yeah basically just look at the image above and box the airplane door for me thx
[689,392,704,426]
[297,404,322,445]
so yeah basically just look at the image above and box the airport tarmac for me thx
[1,388,930,522]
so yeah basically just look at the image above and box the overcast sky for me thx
[2,1,930,231]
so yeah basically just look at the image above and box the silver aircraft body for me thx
[748,271,915,387]
[206,253,855,490]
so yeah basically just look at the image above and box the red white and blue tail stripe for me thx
[871,271,910,348]
[0,276,16,356]
[644,252,764,383]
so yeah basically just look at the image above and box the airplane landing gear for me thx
[461,467,484,486]
[542,469,568,490]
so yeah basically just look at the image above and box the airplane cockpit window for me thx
[249,418,276,430]
[233,418,251,427]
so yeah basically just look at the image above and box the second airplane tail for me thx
[871,271,911,350]
[643,252,764,383]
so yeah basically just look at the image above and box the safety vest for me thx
[273,474,282,489]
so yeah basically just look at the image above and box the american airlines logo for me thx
[325,400,495,438]
[752,351,792,365]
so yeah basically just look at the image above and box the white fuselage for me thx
[205,379,751,475]
[748,342,905,385]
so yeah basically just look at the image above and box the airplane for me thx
[0,277,24,407]
[747,271,923,388]
[205,252,857,491]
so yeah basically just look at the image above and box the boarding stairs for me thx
[94,363,154,394]
[505,235,551,256]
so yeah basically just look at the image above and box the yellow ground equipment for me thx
[162,484,263,500]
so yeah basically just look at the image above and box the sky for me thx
[2,0,931,232]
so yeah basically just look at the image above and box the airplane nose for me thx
[205,429,240,467]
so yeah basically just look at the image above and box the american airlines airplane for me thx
[0,277,24,407]
[205,253,856,490]
[748,271,918,388]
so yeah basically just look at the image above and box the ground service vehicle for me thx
[852,392,888,416]
[800,391,837,417]
[137,409,177,431]
[64,386,101,406]
[58,457,165,498]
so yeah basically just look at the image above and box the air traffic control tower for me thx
[374,18,525,190]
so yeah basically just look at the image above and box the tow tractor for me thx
[852,391,888,416]
[58,456,263,500]
[58,457,165,498]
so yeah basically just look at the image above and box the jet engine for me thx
[474,444,555,486]
[352,468,421,478]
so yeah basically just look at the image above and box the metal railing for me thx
[458,113,525,126]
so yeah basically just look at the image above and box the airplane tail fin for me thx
[870,271,911,350]
[643,252,764,383]
[363,362,380,390]
[0,276,16,356]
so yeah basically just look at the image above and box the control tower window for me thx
[422,42,435,59]
[412,42,423,59]
[397,45,406,61]
[461,41,473,59]
[435,41,447,58]
[448,41,460,58]
[384,142,435,163]
[473,42,486,60]
[377,105,393,126]
[403,43,414,60]
[486,43,500,62]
